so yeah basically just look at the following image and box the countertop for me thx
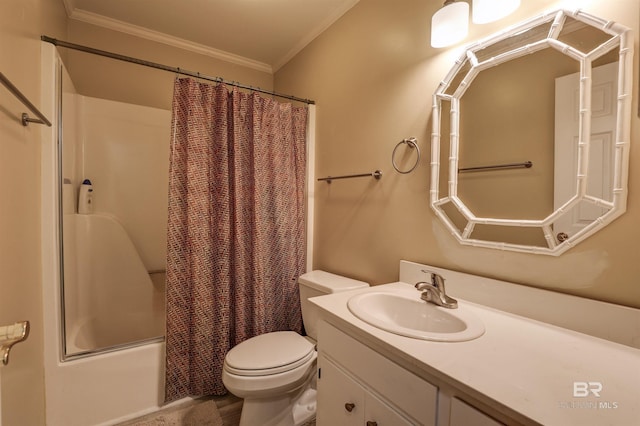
[310,281,640,426]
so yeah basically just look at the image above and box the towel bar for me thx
[0,72,51,127]
[317,170,382,183]
[459,161,532,173]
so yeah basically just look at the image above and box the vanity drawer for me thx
[318,321,437,425]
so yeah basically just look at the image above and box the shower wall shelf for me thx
[0,72,52,127]
[1,321,30,366]
[317,170,382,184]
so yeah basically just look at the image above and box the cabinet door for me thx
[449,398,504,426]
[317,356,364,426]
[319,321,437,425]
[365,391,415,426]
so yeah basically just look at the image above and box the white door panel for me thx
[554,62,617,241]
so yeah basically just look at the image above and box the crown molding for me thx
[67,8,273,74]
[273,0,360,72]
[61,0,76,17]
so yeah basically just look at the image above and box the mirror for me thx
[430,9,633,255]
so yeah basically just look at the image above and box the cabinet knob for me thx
[344,402,356,412]
[366,422,378,426]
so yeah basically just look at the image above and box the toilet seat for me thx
[224,331,315,377]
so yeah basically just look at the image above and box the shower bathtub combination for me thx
[40,43,174,426]
[40,40,316,425]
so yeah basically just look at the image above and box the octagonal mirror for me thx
[430,9,633,255]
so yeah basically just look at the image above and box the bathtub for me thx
[48,212,171,425]
[44,213,172,425]
[62,213,165,355]
[66,310,165,355]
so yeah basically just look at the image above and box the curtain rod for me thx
[41,35,315,105]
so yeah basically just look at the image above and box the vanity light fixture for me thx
[472,0,521,24]
[431,0,469,48]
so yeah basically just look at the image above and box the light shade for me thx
[431,1,470,48]
[472,0,521,24]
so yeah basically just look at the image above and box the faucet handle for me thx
[418,269,457,309]
[421,269,446,289]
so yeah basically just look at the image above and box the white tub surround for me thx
[311,261,640,426]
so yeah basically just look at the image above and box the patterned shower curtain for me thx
[164,78,308,401]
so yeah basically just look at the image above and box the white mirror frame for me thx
[430,9,633,255]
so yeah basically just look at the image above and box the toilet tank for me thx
[298,270,369,341]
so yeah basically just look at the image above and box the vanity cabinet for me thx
[317,321,438,425]
[449,398,503,426]
[318,356,414,425]
[317,320,508,426]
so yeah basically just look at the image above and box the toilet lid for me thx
[225,331,315,377]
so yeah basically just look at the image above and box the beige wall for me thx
[275,0,640,308]
[0,1,67,425]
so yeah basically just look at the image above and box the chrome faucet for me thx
[414,270,458,309]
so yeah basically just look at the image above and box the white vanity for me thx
[311,261,640,426]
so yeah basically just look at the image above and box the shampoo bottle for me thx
[78,179,94,214]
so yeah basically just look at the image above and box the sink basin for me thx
[347,291,485,342]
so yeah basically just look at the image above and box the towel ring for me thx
[392,137,420,174]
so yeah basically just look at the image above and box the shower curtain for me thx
[164,78,308,400]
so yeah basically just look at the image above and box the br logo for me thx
[573,382,603,397]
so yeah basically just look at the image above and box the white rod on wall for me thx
[306,105,316,273]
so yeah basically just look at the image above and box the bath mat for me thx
[116,398,223,426]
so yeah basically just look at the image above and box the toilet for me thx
[222,270,369,426]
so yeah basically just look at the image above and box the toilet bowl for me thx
[222,271,369,426]
[223,331,318,425]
